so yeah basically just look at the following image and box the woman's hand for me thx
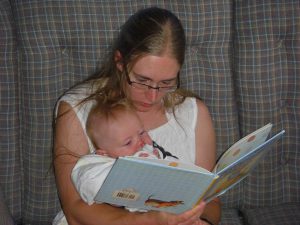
[152,201,207,225]
[198,220,213,225]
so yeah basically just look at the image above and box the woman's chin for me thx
[133,101,162,112]
[134,102,152,112]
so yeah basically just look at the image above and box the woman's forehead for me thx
[132,55,180,80]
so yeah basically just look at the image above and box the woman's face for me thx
[126,55,180,112]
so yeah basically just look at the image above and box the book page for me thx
[203,130,285,202]
[203,150,266,202]
[214,123,272,173]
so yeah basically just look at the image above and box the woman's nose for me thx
[146,88,159,101]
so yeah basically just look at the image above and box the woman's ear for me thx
[114,50,123,71]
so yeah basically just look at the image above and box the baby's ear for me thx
[94,149,109,156]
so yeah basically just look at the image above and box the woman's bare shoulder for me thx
[55,100,90,156]
[194,98,211,117]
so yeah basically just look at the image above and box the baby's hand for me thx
[94,149,108,156]
[153,149,161,159]
[137,152,150,157]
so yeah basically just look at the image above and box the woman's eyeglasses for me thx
[125,69,178,93]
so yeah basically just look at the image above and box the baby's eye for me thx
[124,140,132,146]
[139,130,147,136]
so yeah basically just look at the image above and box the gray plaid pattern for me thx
[0,0,22,223]
[0,185,14,225]
[0,0,299,224]
[244,203,300,225]
[234,0,300,209]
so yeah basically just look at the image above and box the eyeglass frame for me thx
[125,68,180,93]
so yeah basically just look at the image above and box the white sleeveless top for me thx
[55,83,198,164]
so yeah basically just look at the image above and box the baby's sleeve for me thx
[71,154,115,205]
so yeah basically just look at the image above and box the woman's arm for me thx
[194,99,221,225]
[54,101,207,225]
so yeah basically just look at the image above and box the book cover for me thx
[94,123,285,214]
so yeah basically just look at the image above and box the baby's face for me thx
[99,111,152,158]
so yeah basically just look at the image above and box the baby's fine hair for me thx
[86,98,136,145]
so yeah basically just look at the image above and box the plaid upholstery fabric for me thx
[0,0,22,223]
[243,203,300,225]
[234,0,300,209]
[219,208,243,225]
[0,185,14,225]
[1,0,299,224]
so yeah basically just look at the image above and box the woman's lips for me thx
[140,102,152,107]
[134,100,152,108]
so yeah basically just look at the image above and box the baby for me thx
[71,99,178,205]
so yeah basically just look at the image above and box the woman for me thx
[54,7,221,225]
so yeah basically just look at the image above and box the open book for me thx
[94,123,285,214]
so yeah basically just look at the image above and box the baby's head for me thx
[86,99,151,158]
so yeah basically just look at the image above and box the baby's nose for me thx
[137,138,145,148]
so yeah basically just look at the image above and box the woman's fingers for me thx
[173,201,207,225]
